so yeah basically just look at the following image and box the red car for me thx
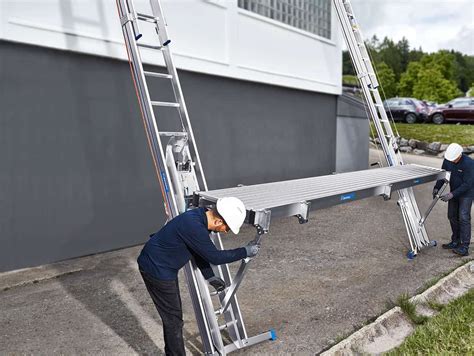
[428,97,474,124]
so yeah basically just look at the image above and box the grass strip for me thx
[370,123,474,145]
[387,288,474,355]
[396,293,428,325]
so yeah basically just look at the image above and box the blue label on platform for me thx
[414,179,421,184]
[161,172,170,192]
[341,192,356,201]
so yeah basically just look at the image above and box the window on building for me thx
[238,0,332,39]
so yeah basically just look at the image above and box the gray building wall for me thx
[336,92,369,173]
[0,40,337,272]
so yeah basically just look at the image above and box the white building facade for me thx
[0,0,342,94]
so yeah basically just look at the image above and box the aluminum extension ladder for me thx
[115,0,274,354]
[333,0,444,259]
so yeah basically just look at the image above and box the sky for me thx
[349,0,474,55]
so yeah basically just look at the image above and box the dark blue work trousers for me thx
[447,197,472,247]
[140,271,185,356]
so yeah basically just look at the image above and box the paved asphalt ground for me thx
[1,151,472,355]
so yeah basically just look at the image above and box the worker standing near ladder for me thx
[137,197,260,355]
[433,143,474,256]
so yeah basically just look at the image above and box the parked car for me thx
[383,97,429,123]
[428,97,474,124]
[422,100,438,114]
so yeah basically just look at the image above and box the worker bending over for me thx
[137,197,260,356]
[433,143,474,256]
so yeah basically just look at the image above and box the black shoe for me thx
[453,246,469,256]
[442,241,459,249]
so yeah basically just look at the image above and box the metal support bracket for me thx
[218,227,266,315]
[295,201,311,224]
[378,184,392,201]
[120,12,136,26]
[249,209,271,233]
[418,178,449,228]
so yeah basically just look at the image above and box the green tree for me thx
[408,46,424,63]
[420,51,457,82]
[467,83,474,97]
[413,68,462,103]
[463,56,474,93]
[342,51,355,75]
[368,35,380,50]
[376,62,397,98]
[377,37,403,79]
[398,62,422,97]
[397,37,410,73]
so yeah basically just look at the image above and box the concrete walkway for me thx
[1,151,472,354]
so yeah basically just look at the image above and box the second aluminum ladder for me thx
[333,0,439,259]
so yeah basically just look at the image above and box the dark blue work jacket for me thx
[435,154,474,199]
[138,208,247,280]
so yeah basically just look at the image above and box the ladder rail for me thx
[116,0,179,217]
[333,0,399,166]
[149,0,209,192]
[333,0,433,255]
[116,0,219,353]
[146,4,252,348]
[117,1,270,354]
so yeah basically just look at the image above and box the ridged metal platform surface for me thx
[195,165,446,221]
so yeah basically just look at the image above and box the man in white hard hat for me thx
[137,197,260,355]
[433,143,474,256]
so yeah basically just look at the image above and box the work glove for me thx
[207,276,226,292]
[440,192,454,202]
[432,188,439,199]
[245,240,261,258]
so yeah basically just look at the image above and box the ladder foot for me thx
[407,250,416,260]
[430,240,437,247]
[269,329,277,341]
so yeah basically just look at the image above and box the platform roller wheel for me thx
[430,240,437,247]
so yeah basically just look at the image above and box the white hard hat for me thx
[445,143,463,162]
[216,197,246,234]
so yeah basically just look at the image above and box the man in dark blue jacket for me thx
[433,143,474,256]
[137,197,259,356]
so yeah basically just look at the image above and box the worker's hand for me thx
[440,192,454,202]
[207,276,226,292]
[432,188,439,199]
[245,240,261,258]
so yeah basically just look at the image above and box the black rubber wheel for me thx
[432,113,445,125]
[405,113,417,124]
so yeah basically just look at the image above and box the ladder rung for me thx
[137,12,156,22]
[137,43,162,50]
[380,120,390,123]
[144,71,172,79]
[219,320,237,331]
[151,101,180,108]
[159,131,187,137]
[137,17,156,24]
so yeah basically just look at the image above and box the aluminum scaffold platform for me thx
[116,0,449,354]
